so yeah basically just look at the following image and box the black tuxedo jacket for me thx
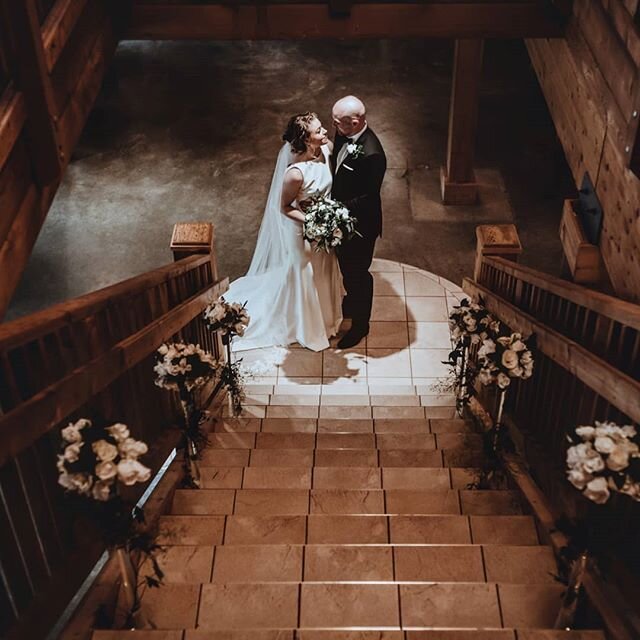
[331,127,387,239]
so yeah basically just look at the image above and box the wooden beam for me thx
[0,277,229,467]
[41,0,88,72]
[441,38,484,204]
[0,86,26,171]
[462,278,640,423]
[128,3,567,39]
[3,0,61,185]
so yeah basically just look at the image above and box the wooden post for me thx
[474,224,522,281]
[441,38,484,205]
[170,221,218,280]
[3,0,62,186]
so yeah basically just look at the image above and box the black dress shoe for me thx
[337,325,369,349]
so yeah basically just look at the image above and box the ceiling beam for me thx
[128,2,566,40]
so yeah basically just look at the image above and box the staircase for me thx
[90,260,605,639]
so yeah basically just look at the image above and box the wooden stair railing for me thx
[0,223,228,640]
[476,255,640,380]
[463,233,640,637]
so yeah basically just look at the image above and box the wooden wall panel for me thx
[527,0,640,302]
[0,0,120,319]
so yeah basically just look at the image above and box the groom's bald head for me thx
[332,95,367,137]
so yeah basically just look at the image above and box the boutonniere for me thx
[346,142,365,159]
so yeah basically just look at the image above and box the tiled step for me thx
[93,629,606,639]
[101,581,567,630]
[242,393,457,408]
[221,405,458,420]
[198,466,480,489]
[170,488,523,516]
[158,514,540,545]
[211,417,475,434]
[199,448,484,468]
[145,543,557,584]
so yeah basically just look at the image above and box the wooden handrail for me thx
[0,253,211,349]
[0,85,27,171]
[0,277,228,467]
[463,278,640,423]
[482,256,640,331]
[41,0,89,71]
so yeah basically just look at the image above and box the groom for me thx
[331,96,387,349]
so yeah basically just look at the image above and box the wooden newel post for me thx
[474,224,522,281]
[170,221,218,280]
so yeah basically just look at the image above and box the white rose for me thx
[117,459,151,486]
[620,479,640,501]
[594,436,615,454]
[567,442,592,467]
[64,442,83,462]
[332,228,343,239]
[92,481,112,502]
[501,349,519,370]
[511,339,526,352]
[583,477,610,504]
[478,339,496,358]
[497,336,512,347]
[58,472,75,491]
[621,425,637,438]
[489,320,501,333]
[158,344,169,355]
[606,445,630,471]
[106,423,130,442]
[95,460,118,481]
[65,473,93,495]
[510,365,524,378]
[582,453,605,473]
[118,438,148,460]
[92,440,118,462]
[61,424,83,443]
[575,426,596,440]
[56,455,66,473]
[520,351,533,364]
[567,468,591,489]
[497,372,511,389]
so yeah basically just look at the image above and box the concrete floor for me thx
[7,39,573,320]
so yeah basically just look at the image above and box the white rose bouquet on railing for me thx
[476,332,534,390]
[566,421,640,504]
[442,298,501,413]
[154,342,221,487]
[302,195,360,252]
[57,418,161,627]
[203,297,251,416]
[555,420,640,630]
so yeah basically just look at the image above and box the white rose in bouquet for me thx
[70,473,93,495]
[118,438,148,460]
[95,461,118,481]
[63,442,83,462]
[582,453,605,474]
[496,372,511,389]
[61,424,83,443]
[575,425,596,440]
[583,477,610,504]
[501,349,519,370]
[92,481,113,502]
[594,436,615,454]
[606,445,630,471]
[117,459,151,486]
[568,468,592,489]
[92,440,118,462]
[106,423,130,442]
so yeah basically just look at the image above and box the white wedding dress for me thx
[225,144,343,352]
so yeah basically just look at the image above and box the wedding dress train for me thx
[225,144,343,352]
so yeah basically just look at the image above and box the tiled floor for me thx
[234,259,462,389]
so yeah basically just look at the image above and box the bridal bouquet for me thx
[302,195,360,252]
[566,421,640,504]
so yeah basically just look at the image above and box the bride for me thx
[224,112,343,352]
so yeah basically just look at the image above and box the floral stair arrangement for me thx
[555,420,640,629]
[154,342,220,488]
[57,419,162,629]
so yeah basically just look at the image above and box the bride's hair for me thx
[282,112,318,154]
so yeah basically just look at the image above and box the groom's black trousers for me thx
[337,232,377,331]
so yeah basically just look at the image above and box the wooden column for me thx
[3,0,61,186]
[474,224,522,281]
[441,38,484,205]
